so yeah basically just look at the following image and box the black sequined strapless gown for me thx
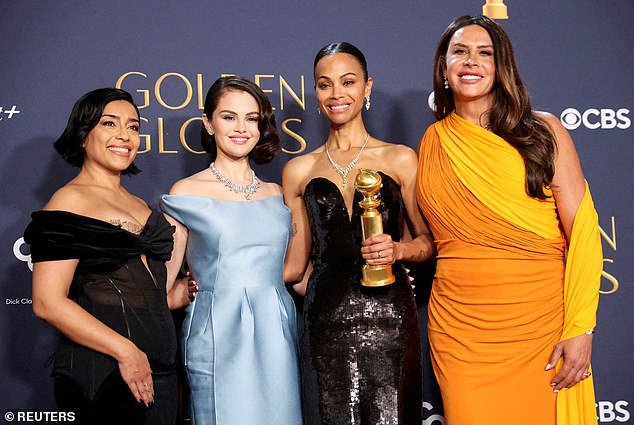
[301,173,422,425]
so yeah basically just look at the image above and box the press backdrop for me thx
[1,1,632,423]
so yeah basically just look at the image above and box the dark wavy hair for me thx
[433,15,556,199]
[54,88,141,175]
[201,76,280,164]
[314,42,368,82]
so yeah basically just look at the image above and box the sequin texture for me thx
[301,173,422,425]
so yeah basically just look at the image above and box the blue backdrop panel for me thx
[1,1,632,423]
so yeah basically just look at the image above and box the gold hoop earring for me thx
[365,95,371,111]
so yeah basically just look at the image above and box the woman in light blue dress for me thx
[160,76,302,425]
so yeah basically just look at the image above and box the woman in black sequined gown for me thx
[283,43,435,424]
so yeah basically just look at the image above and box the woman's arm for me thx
[540,112,594,392]
[282,158,313,289]
[361,146,435,265]
[163,213,188,296]
[32,260,154,405]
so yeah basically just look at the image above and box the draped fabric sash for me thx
[428,112,602,425]
[556,185,602,425]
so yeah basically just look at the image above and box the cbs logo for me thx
[560,108,631,130]
[14,237,32,271]
[597,400,630,423]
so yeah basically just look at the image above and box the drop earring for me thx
[317,106,321,115]
[365,95,371,111]
[444,78,449,90]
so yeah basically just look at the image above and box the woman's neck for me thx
[76,164,122,190]
[454,95,494,127]
[213,154,253,184]
[327,118,368,151]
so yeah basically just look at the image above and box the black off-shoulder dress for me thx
[24,209,178,425]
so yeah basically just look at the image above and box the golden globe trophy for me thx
[355,169,396,287]
[482,0,508,19]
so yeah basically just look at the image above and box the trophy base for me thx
[361,265,396,287]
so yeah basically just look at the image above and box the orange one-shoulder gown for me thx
[417,113,601,425]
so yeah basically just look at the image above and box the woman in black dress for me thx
[283,43,435,424]
[24,88,189,424]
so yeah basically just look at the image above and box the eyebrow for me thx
[452,42,494,49]
[101,113,140,123]
[218,110,260,115]
[317,72,358,80]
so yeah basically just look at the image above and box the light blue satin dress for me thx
[160,194,302,425]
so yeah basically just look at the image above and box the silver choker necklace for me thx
[209,162,260,200]
[325,133,370,188]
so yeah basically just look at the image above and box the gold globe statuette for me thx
[354,169,396,287]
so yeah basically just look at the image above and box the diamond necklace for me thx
[209,162,260,200]
[325,133,370,188]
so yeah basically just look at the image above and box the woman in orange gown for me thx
[417,16,602,425]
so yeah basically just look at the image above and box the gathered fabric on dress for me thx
[23,209,178,425]
[160,194,302,425]
[417,112,601,425]
[301,173,422,425]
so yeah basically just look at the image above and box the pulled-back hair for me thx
[314,42,369,82]
[433,15,556,199]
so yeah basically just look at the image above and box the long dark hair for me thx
[54,88,141,175]
[314,42,368,82]
[201,76,280,164]
[433,15,555,199]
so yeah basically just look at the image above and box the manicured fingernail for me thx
[550,382,556,386]
[545,364,552,371]
[553,389,559,393]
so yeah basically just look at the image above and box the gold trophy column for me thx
[355,169,396,287]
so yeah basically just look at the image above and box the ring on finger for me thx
[582,371,591,378]
[377,251,382,258]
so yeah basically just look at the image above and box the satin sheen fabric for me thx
[160,194,302,425]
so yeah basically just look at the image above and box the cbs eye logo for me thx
[560,108,631,130]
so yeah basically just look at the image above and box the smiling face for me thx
[314,52,372,126]
[82,100,140,173]
[203,90,260,161]
[445,24,496,107]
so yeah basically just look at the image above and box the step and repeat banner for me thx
[1,1,632,423]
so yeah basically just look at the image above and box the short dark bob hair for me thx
[313,42,368,82]
[54,88,141,175]
[201,76,280,164]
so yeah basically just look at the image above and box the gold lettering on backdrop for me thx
[254,75,276,110]
[155,73,193,110]
[138,117,151,153]
[197,74,205,110]
[600,259,619,295]
[598,216,618,294]
[599,216,617,250]
[116,72,150,108]
[281,118,307,154]
[157,117,178,154]
[221,74,236,78]
[115,72,308,155]
[279,76,306,111]
[180,117,205,154]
